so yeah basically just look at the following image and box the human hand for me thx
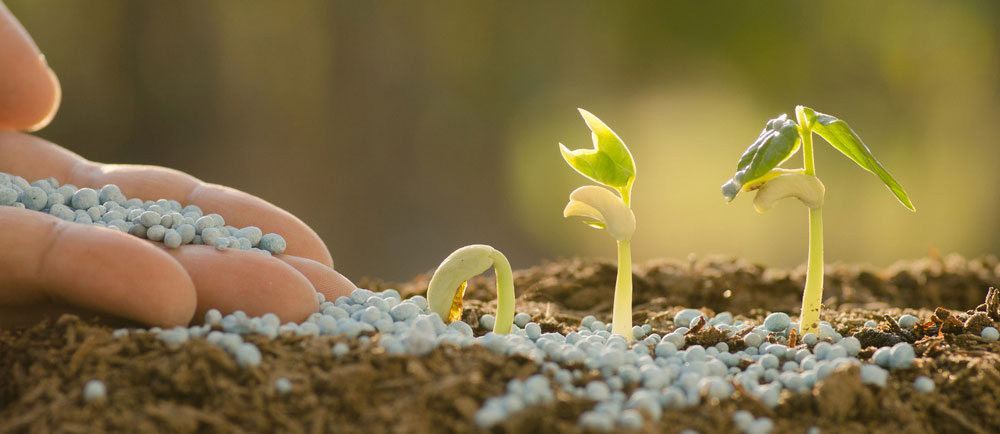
[0,3,356,328]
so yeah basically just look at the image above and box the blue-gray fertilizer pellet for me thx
[513,312,532,328]
[897,314,918,329]
[478,314,496,330]
[332,342,349,358]
[0,187,17,206]
[982,327,999,341]
[763,312,790,332]
[19,186,47,210]
[71,188,99,210]
[259,233,286,254]
[860,364,889,386]
[888,343,915,370]
[163,229,182,248]
[83,379,107,403]
[275,377,293,395]
[914,376,934,393]
[234,343,262,368]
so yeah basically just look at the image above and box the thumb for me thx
[0,1,60,131]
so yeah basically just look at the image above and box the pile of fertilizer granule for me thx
[0,171,285,254]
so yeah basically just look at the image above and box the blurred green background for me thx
[8,1,1000,282]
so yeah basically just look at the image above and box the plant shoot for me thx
[426,244,516,334]
[722,106,914,335]
[560,109,637,341]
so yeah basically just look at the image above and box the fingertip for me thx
[0,207,197,327]
[0,3,62,131]
[279,255,357,302]
[167,246,319,324]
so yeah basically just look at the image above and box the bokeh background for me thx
[8,1,1000,282]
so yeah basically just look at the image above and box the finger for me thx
[161,245,319,324]
[0,132,335,267]
[279,255,356,302]
[0,207,197,327]
[0,2,61,131]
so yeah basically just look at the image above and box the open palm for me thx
[0,2,355,328]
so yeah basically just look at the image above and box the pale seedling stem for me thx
[797,107,824,335]
[613,240,633,339]
[490,249,516,335]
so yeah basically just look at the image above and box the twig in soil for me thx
[983,287,999,321]
[686,315,707,335]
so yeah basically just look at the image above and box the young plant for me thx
[722,106,915,335]
[560,109,637,341]
[426,244,516,334]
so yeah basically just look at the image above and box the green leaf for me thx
[721,114,801,201]
[804,107,916,211]
[560,109,636,200]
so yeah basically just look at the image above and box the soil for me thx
[2,253,999,434]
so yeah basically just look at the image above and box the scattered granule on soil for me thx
[4,255,1000,433]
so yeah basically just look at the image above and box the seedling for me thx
[559,109,637,341]
[426,244,516,334]
[722,106,914,335]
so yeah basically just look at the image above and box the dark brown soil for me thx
[3,253,999,433]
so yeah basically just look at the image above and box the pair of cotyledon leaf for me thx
[560,109,637,241]
[721,106,915,212]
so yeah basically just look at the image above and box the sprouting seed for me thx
[559,109,637,341]
[426,244,517,334]
[721,106,914,335]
